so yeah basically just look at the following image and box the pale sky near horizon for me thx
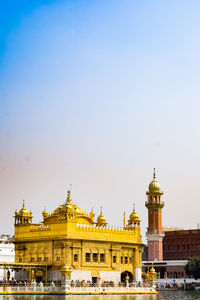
[1,0,200,240]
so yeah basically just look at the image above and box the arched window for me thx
[74,254,78,262]
[85,253,90,262]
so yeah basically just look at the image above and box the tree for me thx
[185,257,200,280]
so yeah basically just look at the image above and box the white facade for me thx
[99,271,120,284]
[0,235,15,281]
[71,270,92,282]
[70,270,121,284]
[134,268,142,282]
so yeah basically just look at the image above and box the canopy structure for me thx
[0,262,49,283]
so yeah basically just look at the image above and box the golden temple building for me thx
[14,190,143,284]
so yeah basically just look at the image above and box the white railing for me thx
[0,284,156,294]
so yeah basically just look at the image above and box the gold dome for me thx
[89,209,95,220]
[129,209,138,222]
[97,207,106,226]
[128,205,140,225]
[52,189,85,216]
[148,180,161,193]
[150,266,156,273]
[42,207,48,219]
[148,168,163,194]
[19,200,29,216]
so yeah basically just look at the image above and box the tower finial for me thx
[100,206,102,214]
[67,189,71,202]
[23,200,25,208]
[66,184,72,192]
[153,168,156,180]
[133,203,135,211]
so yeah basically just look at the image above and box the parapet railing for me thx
[75,224,141,242]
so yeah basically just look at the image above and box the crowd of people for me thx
[3,278,199,290]
[70,279,143,287]
[157,282,197,290]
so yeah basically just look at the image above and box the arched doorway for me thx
[121,271,133,282]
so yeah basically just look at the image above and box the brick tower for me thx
[145,169,164,261]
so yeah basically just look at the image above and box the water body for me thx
[0,292,200,300]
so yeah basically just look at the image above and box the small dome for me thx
[128,205,140,225]
[42,207,48,219]
[90,209,95,218]
[148,168,163,194]
[97,208,106,225]
[148,179,161,193]
[19,200,29,216]
[150,266,156,273]
[129,209,138,222]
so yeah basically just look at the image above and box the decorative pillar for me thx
[134,248,142,282]
[125,274,129,287]
[98,276,101,288]
[61,265,71,292]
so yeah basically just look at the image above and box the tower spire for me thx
[153,168,156,180]
[66,184,72,203]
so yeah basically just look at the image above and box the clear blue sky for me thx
[1,0,200,237]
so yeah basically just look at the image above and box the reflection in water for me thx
[0,293,200,300]
[0,296,157,300]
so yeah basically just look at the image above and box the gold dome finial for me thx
[23,200,25,208]
[66,184,72,202]
[67,190,71,202]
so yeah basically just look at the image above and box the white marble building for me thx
[0,235,15,281]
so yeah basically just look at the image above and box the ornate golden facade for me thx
[14,190,143,283]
